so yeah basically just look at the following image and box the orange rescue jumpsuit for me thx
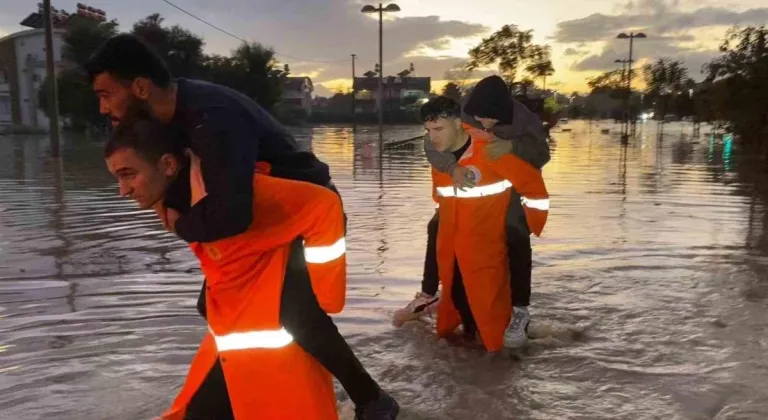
[432,124,549,352]
[162,171,346,420]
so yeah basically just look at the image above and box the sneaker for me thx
[354,390,400,420]
[392,291,439,327]
[504,306,530,348]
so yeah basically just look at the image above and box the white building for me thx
[0,28,65,130]
[281,77,314,116]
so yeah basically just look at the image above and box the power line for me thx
[159,0,350,64]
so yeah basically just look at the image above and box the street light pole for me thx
[362,3,400,150]
[351,53,357,123]
[614,59,628,81]
[627,36,635,138]
[43,0,61,157]
[378,4,383,147]
[614,58,629,131]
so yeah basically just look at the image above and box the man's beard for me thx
[113,99,153,126]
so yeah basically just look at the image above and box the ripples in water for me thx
[2,121,768,419]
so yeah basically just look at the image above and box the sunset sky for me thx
[2,0,767,96]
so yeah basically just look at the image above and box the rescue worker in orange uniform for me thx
[104,115,351,419]
[395,75,550,350]
[88,34,397,419]
[420,96,550,352]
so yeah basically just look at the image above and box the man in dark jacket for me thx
[393,75,550,348]
[87,34,398,420]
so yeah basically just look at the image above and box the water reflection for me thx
[2,121,768,419]
[723,133,733,172]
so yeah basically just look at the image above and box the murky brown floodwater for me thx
[2,120,768,420]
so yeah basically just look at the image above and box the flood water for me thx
[2,121,768,419]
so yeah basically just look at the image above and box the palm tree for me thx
[642,58,692,119]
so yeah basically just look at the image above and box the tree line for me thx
[40,13,287,131]
[437,23,767,156]
[440,24,556,101]
[584,25,768,149]
[317,24,557,123]
[45,15,765,155]
[48,19,557,129]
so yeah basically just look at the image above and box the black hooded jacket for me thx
[424,75,551,174]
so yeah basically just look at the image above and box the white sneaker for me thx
[392,292,440,327]
[504,306,530,348]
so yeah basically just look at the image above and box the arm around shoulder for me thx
[174,108,257,243]
[423,133,458,174]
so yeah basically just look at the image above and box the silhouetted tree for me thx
[466,25,551,85]
[441,82,462,101]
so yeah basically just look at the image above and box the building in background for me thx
[0,28,65,130]
[0,3,106,131]
[280,76,314,116]
[0,66,10,127]
[353,68,431,114]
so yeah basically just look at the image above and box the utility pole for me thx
[43,0,61,157]
[351,53,356,127]
[626,36,635,139]
[617,31,646,143]
[377,4,384,150]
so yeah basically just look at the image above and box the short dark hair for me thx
[420,96,461,122]
[86,34,172,88]
[105,107,184,163]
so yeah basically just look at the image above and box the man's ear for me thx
[159,153,179,177]
[131,78,152,100]
[453,117,462,130]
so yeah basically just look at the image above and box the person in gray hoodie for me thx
[393,75,550,347]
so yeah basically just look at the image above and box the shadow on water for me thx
[2,121,768,419]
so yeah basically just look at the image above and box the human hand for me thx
[153,202,180,233]
[153,202,169,230]
[165,207,180,233]
[187,148,208,206]
[452,166,476,190]
[486,135,514,160]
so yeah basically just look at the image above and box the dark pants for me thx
[185,358,233,420]
[450,258,477,338]
[422,199,532,307]
[187,237,380,416]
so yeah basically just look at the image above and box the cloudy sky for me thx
[1,0,766,96]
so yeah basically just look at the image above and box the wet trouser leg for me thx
[507,231,532,307]
[279,238,382,405]
[184,359,234,420]
[450,258,477,338]
[192,181,380,408]
[506,191,533,307]
[194,239,381,408]
[421,211,440,296]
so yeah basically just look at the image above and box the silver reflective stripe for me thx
[522,197,550,211]
[213,327,294,351]
[304,237,346,264]
[435,180,513,198]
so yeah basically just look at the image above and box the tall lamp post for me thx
[614,58,630,79]
[614,58,631,133]
[42,0,61,157]
[361,3,400,149]
[617,32,646,142]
